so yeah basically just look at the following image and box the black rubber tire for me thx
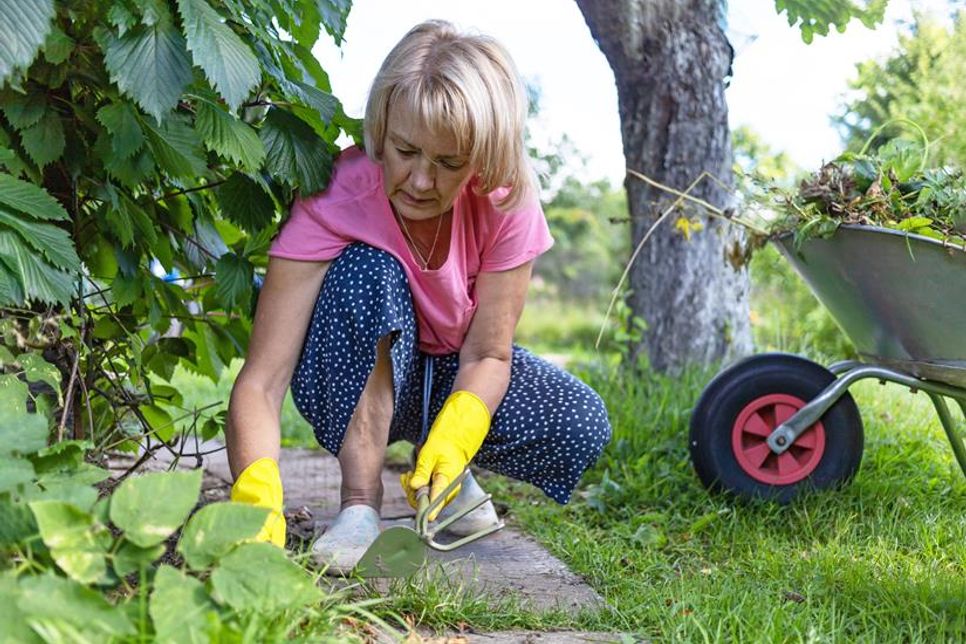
[690,353,864,503]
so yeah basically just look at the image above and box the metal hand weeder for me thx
[353,353,503,577]
[354,467,505,577]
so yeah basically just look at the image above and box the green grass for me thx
[364,354,966,641]
[461,363,966,641]
[516,297,608,356]
[166,286,966,641]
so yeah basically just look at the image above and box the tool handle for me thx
[415,486,430,533]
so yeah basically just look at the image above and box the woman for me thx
[226,20,611,574]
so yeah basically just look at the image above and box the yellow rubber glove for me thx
[230,457,287,547]
[404,390,491,521]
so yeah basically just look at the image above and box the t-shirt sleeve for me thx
[268,147,374,261]
[479,189,555,272]
[267,194,348,261]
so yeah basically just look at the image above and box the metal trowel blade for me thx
[354,525,427,578]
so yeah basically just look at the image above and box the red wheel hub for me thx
[731,393,826,485]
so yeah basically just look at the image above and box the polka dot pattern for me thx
[291,244,612,504]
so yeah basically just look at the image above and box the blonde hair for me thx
[364,20,535,211]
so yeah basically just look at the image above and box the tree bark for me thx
[575,0,752,372]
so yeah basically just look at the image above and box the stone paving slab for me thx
[123,442,605,613]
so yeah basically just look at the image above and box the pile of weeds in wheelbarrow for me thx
[763,131,966,250]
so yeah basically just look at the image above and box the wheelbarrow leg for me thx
[928,394,966,480]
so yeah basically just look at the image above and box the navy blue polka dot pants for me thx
[290,244,612,504]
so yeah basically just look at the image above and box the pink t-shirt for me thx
[268,147,554,355]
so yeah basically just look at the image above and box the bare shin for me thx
[338,334,394,510]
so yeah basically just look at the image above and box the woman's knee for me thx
[322,243,408,301]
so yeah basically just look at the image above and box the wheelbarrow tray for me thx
[774,224,966,387]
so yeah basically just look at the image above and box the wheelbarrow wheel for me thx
[690,353,863,503]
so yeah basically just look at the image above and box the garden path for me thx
[192,443,606,614]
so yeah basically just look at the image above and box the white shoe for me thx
[311,505,380,575]
[435,471,500,537]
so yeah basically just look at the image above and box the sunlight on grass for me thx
[490,359,966,640]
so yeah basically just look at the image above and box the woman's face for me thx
[381,102,475,221]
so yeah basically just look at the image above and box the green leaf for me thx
[0,574,40,644]
[104,204,135,248]
[96,102,145,159]
[215,172,276,233]
[107,4,137,35]
[0,91,45,130]
[291,0,320,49]
[288,80,340,124]
[211,542,321,612]
[0,259,25,305]
[0,230,75,304]
[142,116,206,178]
[176,0,260,111]
[0,373,30,417]
[139,403,176,441]
[0,172,69,221]
[214,252,253,312]
[0,398,47,456]
[182,324,224,382]
[103,22,193,123]
[0,0,55,84]
[316,0,351,46]
[260,108,332,193]
[196,102,265,170]
[150,565,218,643]
[0,498,39,547]
[177,502,266,569]
[43,25,74,64]
[0,455,35,494]
[0,207,80,270]
[896,216,934,232]
[29,500,112,584]
[17,574,136,637]
[18,110,65,168]
[286,40,331,90]
[112,539,166,577]
[111,271,142,307]
[30,440,94,475]
[110,470,202,547]
[16,352,62,403]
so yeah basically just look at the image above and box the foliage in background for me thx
[836,10,966,167]
[537,177,628,304]
[0,0,354,461]
[774,0,888,43]
[731,125,802,188]
[729,125,849,359]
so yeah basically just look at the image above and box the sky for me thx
[312,1,950,185]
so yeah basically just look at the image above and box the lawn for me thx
[364,252,966,641]
[165,255,966,641]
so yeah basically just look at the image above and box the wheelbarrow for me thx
[690,224,966,502]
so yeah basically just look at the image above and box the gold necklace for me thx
[396,211,443,270]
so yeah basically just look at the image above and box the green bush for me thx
[0,0,354,462]
[164,359,316,448]
[0,405,383,641]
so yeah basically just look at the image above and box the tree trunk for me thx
[575,0,752,372]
